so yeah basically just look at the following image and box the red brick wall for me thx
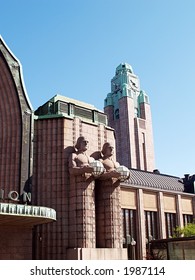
[0,226,32,260]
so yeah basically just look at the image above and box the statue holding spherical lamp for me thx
[68,136,98,248]
[95,142,130,248]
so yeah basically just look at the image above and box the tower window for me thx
[134,107,139,117]
[142,132,147,171]
[115,109,120,119]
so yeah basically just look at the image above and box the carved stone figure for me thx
[69,136,94,176]
[99,142,120,179]
[68,136,96,249]
[95,142,123,248]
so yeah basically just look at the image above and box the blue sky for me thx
[1,0,195,178]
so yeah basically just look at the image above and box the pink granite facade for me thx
[104,63,155,172]
[69,174,96,248]
[32,113,125,259]
[96,178,122,248]
[105,96,155,172]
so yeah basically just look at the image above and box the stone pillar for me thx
[136,188,146,259]
[193,196,195,218]
[176,194,183,228]
[158,192,166,239]
[69,174,96,248]
[95,178,122,248]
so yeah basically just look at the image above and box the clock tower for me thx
[104,63,155,171]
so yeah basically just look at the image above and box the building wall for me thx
[0,226,32,260]
[32,117,67,259]
[105,97,155,171]
[121,186,195,259]
[0,45,33,198]
[0,38,41,261]
[32,116,115,259]
[119,97,136,168]
[136,103,155,171]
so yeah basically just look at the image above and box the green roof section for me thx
[115,63,134,74]
[138,90,150,104]
[50,94,100,111]
[34,94,108,126]
[104,63,150,116]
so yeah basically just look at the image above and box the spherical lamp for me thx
[89,160,105,177]
[116,165,130,181]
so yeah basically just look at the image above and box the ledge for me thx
[0,203,56,226]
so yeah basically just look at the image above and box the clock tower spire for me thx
[104,63,155,172]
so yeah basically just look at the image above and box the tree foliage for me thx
[174,223,195,237]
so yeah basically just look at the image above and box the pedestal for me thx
[95,178,123,248]
[67,248,127,260]
[69,174,96,248]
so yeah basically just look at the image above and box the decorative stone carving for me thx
[69,136,94,176]
[95,142,130,248]
[68,136,96,248]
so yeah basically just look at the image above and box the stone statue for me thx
[95,142,123,248]
[99,142,121,180]
[69,136,94,176]
[68,136,96,248]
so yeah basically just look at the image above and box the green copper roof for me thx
[104,63,151,119]
[50,94,100,111]
[138,90,150,104]
[115,63,133,74]
[34,94,108,125]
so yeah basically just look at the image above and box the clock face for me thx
[129,77,138,90]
